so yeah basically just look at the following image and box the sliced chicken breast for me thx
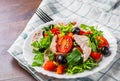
[73,35,91,61]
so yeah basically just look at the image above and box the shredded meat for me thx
[73,35,91,61]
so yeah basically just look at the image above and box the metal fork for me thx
[107,0,120,12]
[35,8,53,23]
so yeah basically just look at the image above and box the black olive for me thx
[56,54,67,64]
[72,27,80,34]
[101,46,111,56]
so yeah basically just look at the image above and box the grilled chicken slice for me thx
[73,35,91,61]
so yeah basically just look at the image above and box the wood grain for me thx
[0,0,42,81]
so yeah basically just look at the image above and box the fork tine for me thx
[37,9,51,22]
[35,8,53,23]
[36,9,48,23]
[35,11,47,23]
[39,8,53,21]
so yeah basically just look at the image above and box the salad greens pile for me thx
[30,22,109,75]
[31,27,54,66]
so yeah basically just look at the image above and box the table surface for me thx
[0,0,42,81]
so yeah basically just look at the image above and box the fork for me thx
[107,0,120,12]
[35,8,53,23]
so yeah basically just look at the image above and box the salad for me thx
[31,22,111,74]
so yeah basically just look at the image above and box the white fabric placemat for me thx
[8,0,120,81]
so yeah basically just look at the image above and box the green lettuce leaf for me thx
[66,57,98,74]
[32,52,44,66]
[66,49,82,65]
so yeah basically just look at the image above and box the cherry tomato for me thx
[72,21,77,25]
[43,61,57,71]
[79,30,91,35]
[90,52,102,61]
[96,36,109,48]
[84,31,91,35]
[56,36,73,53]
[56,65,65,74]
[51,28,60,35]
[79,30,86,35]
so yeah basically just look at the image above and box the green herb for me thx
[42,26,50,31]
[48,51,54,61]
[31,41,40,48]
[90,42,97,52]
[32,52,44,66]
[66,57,98,74]
[59,24,73,34]
[80,24,90,30]
[45,31,54,38]
[32,48,40,54]
[66,49,82,65]
[82,57,98,70]
[38,36,51,49]
[80,24,103,52]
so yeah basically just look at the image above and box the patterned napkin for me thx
[8,0,120,81]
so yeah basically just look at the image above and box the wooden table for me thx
[0,0,42,81]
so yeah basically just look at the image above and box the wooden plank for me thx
[0,0,42,81]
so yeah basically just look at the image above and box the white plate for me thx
[23,18,117,78]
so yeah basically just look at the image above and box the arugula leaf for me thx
[42,24,54,31]
[82,57,98,70]
[32,52,44,66]
[32,48,40,54]
[66,65,83,74]
[59,24,73,34]
[66,57,98,74]
[90,42,97,52]
[31,41,40,48]
[39,36,51,49]
[66,49,82,65]
[42,26,50,31]
[80,24,89,30]
[80,24,103,52]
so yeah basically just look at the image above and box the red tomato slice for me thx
[56,36,73,53]
[90,52,102,61]
[96,36,109,48]
[51,28,60,35]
